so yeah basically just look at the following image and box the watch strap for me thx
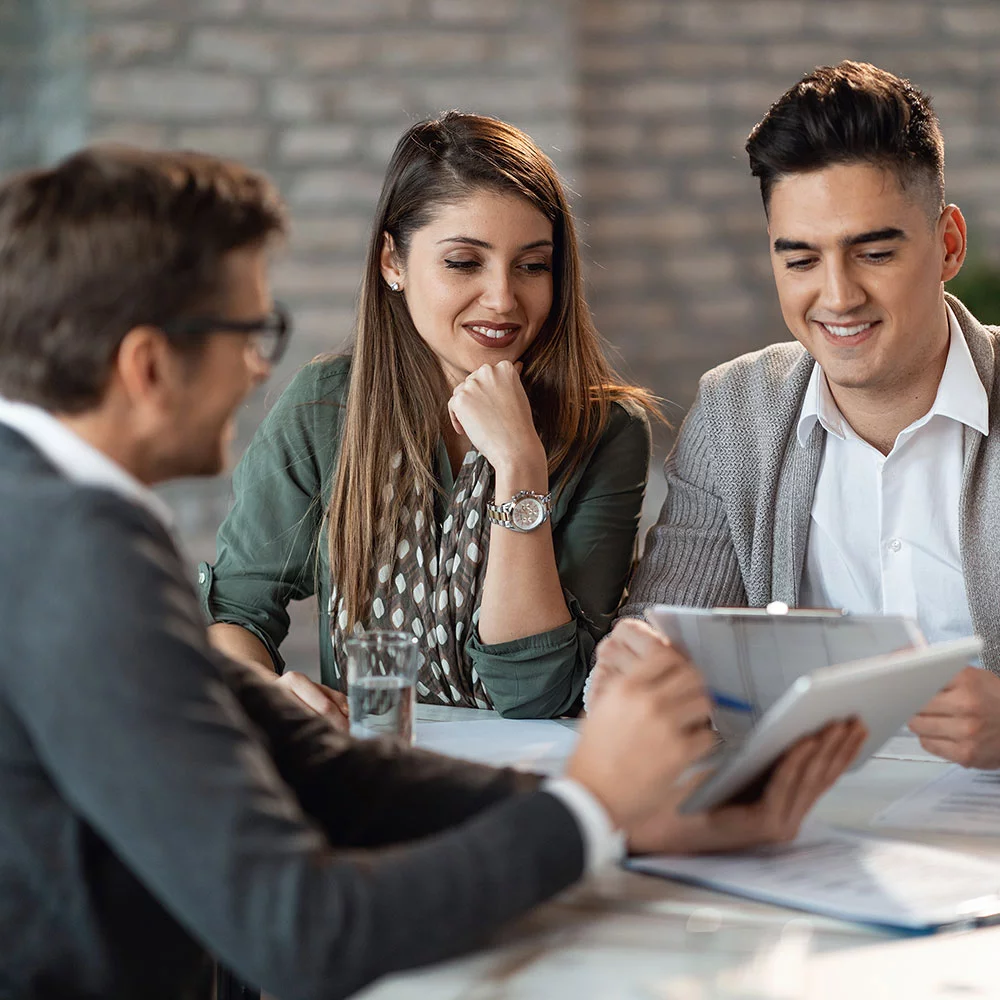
[486,489,552,530]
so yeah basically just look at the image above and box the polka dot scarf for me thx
[330,450,494,708]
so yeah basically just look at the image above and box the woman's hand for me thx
[627,719,868,855]
[277,671,350,732]
[447,361,545,475]
[207,624,351,733]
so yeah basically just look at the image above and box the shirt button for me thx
[198,570,207,584]
[888,538,902,553]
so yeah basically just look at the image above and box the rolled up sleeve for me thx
[200,363,342,670]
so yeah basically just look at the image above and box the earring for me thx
[388,281,400,292]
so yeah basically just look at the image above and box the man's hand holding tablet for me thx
[627,720,865,854]
[586,619,867,854]
[566,633,717,838]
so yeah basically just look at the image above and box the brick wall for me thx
[15,0,1000,669]
[83,1,1000,472]
[0,0,87,171]
[576,0,1000,432]
[85,0,578,552]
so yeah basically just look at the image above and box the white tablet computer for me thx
[646,604,925,740]
[678,636,981,815]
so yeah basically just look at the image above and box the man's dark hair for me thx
[0,145,287,412]
[746,60,945,216]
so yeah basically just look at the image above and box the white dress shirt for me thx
[0,396,623,873]
[0,396,174,528]
[797,306,988,645]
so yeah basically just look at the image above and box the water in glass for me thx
[348,674,415,742]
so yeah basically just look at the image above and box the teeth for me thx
[823,322,873,338]
[470,325,512,339]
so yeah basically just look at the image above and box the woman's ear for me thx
[379,232,403,291]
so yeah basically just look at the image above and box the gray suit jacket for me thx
[623,293,1000,675]
[0,426,584,1000]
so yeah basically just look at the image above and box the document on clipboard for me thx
[628,824,1000,934]
[645,604,925,741]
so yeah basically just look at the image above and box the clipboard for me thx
[645,604,925,741]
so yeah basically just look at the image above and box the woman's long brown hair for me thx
[326,112,659,629]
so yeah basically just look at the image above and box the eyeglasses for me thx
[158,302,292,365]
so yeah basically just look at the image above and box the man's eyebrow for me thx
[773,238,816,253]
[435,236,554,251]
[841,227,907,248]
[772,227,908,254]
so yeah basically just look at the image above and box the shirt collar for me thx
[0,397,175,529]
[796,304,990,447]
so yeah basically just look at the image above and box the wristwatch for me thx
[486,490,552,532]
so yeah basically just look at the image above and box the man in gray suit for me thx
[603,61,1000,770]
[0,146,861,999]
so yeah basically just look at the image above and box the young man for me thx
[611,61,1000,770]
[0,146,862,999]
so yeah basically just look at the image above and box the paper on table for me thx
[873,725,948,762]
[414,719,578,776]
[804,924,1000,999]
[874,765,1000,835]
[659,915,1000,999]
[628,824,1000,932]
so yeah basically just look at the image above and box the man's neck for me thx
[56,410,155,486]
[824,339,950,456]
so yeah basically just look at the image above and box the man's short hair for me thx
[746,60,945,217]
[0,145,287,413]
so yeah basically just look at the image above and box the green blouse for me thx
[199,356,651,718]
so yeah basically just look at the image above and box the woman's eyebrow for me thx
[436,236,554,251]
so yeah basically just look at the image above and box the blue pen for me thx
[709,689,755,714]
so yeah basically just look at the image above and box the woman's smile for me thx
[463,321,521,348]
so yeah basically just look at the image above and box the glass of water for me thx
[344,631,420,744]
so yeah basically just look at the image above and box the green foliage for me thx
[947,258,1000,325]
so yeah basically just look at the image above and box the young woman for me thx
[201,112,657,721]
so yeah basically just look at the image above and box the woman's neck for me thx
[441,420,472,478]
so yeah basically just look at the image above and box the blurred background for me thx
[5,0,1000,671]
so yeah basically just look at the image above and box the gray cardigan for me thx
[623,293,1000,675]
[0,426,584,1000]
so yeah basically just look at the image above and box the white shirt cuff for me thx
[542,777,627,876]
[581,669,596,713]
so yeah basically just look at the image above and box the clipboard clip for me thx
[709,602,848,618]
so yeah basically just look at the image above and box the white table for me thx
[353,708,1000,1000]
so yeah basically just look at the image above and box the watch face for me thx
[511,496,545,531]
